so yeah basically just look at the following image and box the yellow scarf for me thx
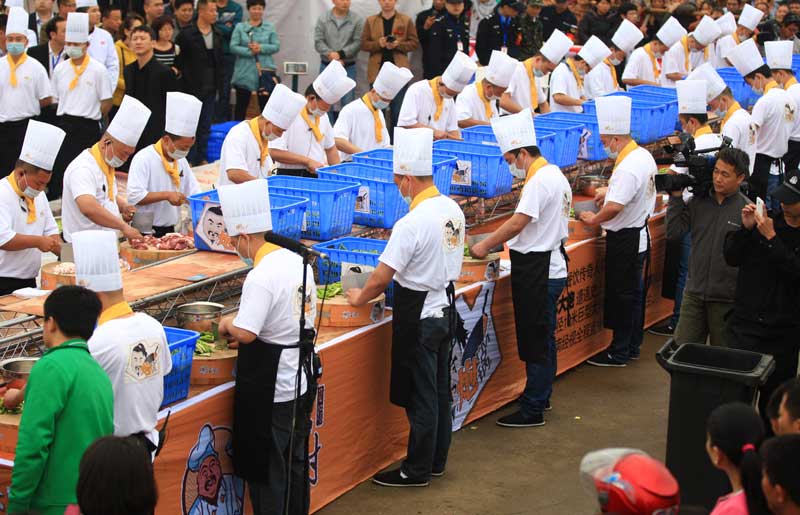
[644,43,660,79]
[613,140,639,171]
[524,157,549,185]
[786,76,799,89]
[764,80,780,93]
[681,35,709,73]
[567,58,584,90]
[409,185,440,211]
[301,108,323,142]
[98,301,133,326]
[362,93,384,143]
[694,125,713,137]
[7,52,27,88]
[7,174,36,223]
[430,77,444,121]
[253,242,281,267]
[153,140,181,189]
[604,59,619,90]
[248,117,269,164]
[69,56,90,91]
[89,143,116,201]
[524,58,539,110]
[475,80,494,120]
[720,101,742,130]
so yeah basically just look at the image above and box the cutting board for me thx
[141,252,247,282]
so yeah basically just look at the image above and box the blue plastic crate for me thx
[461,125,559,166]
[162,327,200,407]
[533,119,583,167]
[718,67,759,108]
[350,149,456,195]
[583,96,666,144]
[626,89,679,137]
[536,129,557,164]
[312,237,393,305]
[432,140,512,197]
[538,112,607,161]
[267,176,360,240]
[210,121,238,136]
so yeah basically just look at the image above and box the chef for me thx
[765,41,800,172]
[676,79,723,150]
[333,62,413,160]
[580,96,657,367]
[215,179,317,514]
[714,5,762,67]
[217,84,307,185]
[662,15,721,87]
[548,43,591,113]
[470,108,571,428]
[712,12,736,69]
[61,94,150,243]
[578,36,613,100]
[398,51,476,140]
[270,60,356,176]
[455,49,517,127]
[622,16,685,88]
[77,0,118,88]
[0,121,65,295]
[501,29,572,115]
[74,229,171,456]
[585,20,643,100]
[0,7,53,178]
[345,127,465,487]
[728,38,797,206]
[127,92,202,237]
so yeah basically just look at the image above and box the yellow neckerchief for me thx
[785,76,799,89]
[694,125,713,137]
[475,80,494,120]
[252,241,281,268]
[567,58,584,90]
[644,43,660,79]
[7,174,36,223]
[681,35,709,73]
[98,301,134,326]
[604,58,619,90]
[524,156,549,186]
[300,107,323,142]
[429,77,444,121]
[69,56,90,90]
[409,184,440,211]
[7,52,28,88]
[524,58,539,110]
[153,140,181,189]
[613,139,639,171]
[89,142,116,201]
[720,100,742,130]
[361,93,384,143]
[764,80,780,93]
[248,116,269,163]
[733,32,741,44]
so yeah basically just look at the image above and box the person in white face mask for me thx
[127,92,203,237]
[622,16,684,88]
[585,19,642,99]
[455,49,517,126]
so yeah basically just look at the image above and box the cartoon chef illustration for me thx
[197,205,232,252]
[185,425,244,515]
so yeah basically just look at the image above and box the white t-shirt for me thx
[51,56,113,120]
[751,86,797,158]
[722,107,756,174]
[785,82,800,141]
[379,193,465,319]
[333,97,391,161]
[127,145,202,227]
[714,34,736,67]
[455,82,499,123]
[603,145,657,252]
[0,177,58,279]
[549,62,583,113]
[233,247,316,402]
[661,41,711,88]
[61,149,121,242]
[508,164,572,278]
[88,312,172,446]
[87,27,120,90]
[397,79,458,133]
[271,110,336,170]
[218,120,274,186]
[584,61,618,100]
[0,55,52,122]
[622,46,661,84]
[505,61,547,113]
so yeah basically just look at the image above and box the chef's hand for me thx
[49,234,62,256]
[433,129,449,140]
[306,160,325,174]
[218,316,233,339]
[36,236,57,253]
[470,241,489,259]
[167,191,187,206]
[121,204,137,222]
[594,186,607,206]
[755,209,776,240]
[580,211,597,226]
[345,288,363,307]
[742,204,757,230]
[122,225,144,241]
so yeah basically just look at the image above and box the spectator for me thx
[112,13,143,119]
[57,0,76,20]
[760,435,800,515]
[767,379,794,435]
[152,15,177,69]
[79,0,120,92]
[100,6,122,40]
[143,0,163,26]
[417,0,469,80]
[712,5,725,20]
[644,0,669,42]
[213,0,242,122]
[27,16,66,84]
[230,0,278,121]
[773,379,800,435]
[578,0,617,44]
[726,0,741,15]
[476,0,524,65]
[173,0,193,30]
[706,403,771,515]
[541,0,577,40]
[29,0,54,43]
[777,3,789,23]
[0,14,6,56]
[782,14,800,53]
[518,0,545,60]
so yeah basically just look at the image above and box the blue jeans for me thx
[189,93,215,166]
[608,251,647,361]
[670,232,691,327]
[520,277,567,417]
[322,62,357,125]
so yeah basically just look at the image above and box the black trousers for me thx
[275,168,314,178]
[51,115,102,200]
[152,225,175,238]
[784,139,800,173]
[234,87,269,122]
[749,153,781,203]
[0,118,30,179]
[0,277,36,296]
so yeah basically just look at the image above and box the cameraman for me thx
[665,147,751,347]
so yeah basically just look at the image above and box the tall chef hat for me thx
[262,83,307,130]
[491,108,536,154]
[107,95,152,147]
[66,12,90,43]
[4,0,23,8]
[218,179,272,236]
[19,121,66,171]
[484,50,518,88]
[765,40,794,71]
[76,0,98,8]
[441,51,477,93]
[540,29,572,64]
[692,15,722,47]
[687,63,727,102]
[677,79,708,114]
[393,127,433,176]
[373,62,414,100]
[165,92,203,138]
[716,12,736,36]
[6,7,28,37]
[312,60,356,105]
[187,425,219,472]
[728,38,765,77]
[612,19,644,54]
[738,4,764,31]
[578,36,612,69]
[596,96,632,135]
[73,230,123,293]
[656,17,687,48]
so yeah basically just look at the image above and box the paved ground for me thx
[317,332,672,515]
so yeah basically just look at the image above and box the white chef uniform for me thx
[766,40,800,143]
[662,16,720,88]
[622,17,684,85]
[506,30,572,114]
[455,49,516,122]
[587,20,642,99]
[715,5,762,67]
[580,36,614,99]
[549,61,583,113]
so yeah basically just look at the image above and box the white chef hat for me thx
[716,12,736,36]
[73,230,123,293]
[373,62,414,100]
[596,96,632,135]
[677,80,708,114]
[491,108,536,154]
[76,0,97,8]
[4,0,22,7]
[540,29,572,64]
[612,19,644,54]
[687,63,727,102]
[692,16,722,47]
[765,40,794,71]
[312,60,356,105]
[19,121,66,171]
[262,83,307,130]
[485,50,518,88]
[218,179,272,236]
[738,4,764,31]
[393,127,433,176]
[579,36,612,69]
[66,12,89,43]
[656,17,687,48]
[107,95,152,147]
[6,7,28,37]
[728,38,765,77]
[165,92,202,138]
[441,51,477,93]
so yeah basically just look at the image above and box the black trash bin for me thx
[656,339,775,511]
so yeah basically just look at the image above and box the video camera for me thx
[654,133,732,195]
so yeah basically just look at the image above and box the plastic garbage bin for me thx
[656,339,775,511]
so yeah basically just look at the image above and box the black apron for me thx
[510,249,552,364]
[389,281,428,408]
[784,139,800,173]
[750,154,782,204]
[604,224,646,331]
[0,277,37,296]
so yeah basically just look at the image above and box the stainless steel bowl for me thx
[0,357,39,382]
[576,175,609,197]
[175,302,225,333]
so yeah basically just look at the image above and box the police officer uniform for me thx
[417,0,469,79]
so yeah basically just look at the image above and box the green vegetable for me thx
[464,244,471,257]
[199,331,215,343]
[194,339,215,357]
[0,399,23,415]
[317,282,342,299]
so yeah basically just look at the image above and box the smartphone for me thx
[386,35,396,43]
[756,197,766,217]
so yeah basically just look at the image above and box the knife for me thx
[341,266,372,292]
[466,234,504,256]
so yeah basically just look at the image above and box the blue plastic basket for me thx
[626,89,679,137]
[312,237,393,305]
[538,112,606,161]
[432,140,512,197]
[533,119,583,167]
[583,96,666,144]
[162,327,200,407]
[717,67,759,108]
[350,149,456,195]
[461,126,558,165]
[535,129,557,164]
[267,176,360,240]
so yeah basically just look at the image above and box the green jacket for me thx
[8,339,114,515]
[215,0,243,53]
[231,21,280,92]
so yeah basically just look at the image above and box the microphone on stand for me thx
[263,231,328,259]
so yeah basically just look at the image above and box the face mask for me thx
[714,108,726,118]
[399,177,412,205]
[373,99,390,110]
[604,144,618,159]
[6,42,25,56]
[609,57,622,66]
[65,45,85,59]
[310,107,327,118]
[509,163,527,179]
[534,67,544,78]
[440,89,454,99]
[262,126,279,142]
[168,146,190,160]
[236,238,254,267]
[578,68,586,77]
[104,141,125,168]
[19,175,41,199]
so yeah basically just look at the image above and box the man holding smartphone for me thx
[416,0,468,80]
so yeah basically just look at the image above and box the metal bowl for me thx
[175,302,225,333]
[576,175,609,197]
[0,357,39,382]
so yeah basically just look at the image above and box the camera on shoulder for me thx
[654,134,733,196]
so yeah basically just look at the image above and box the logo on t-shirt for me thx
[442,217,464,251]
[562,191,571,218]
[125,338,161,382]
[293,283,315,321]
[785,102,795,123]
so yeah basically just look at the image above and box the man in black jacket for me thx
[578,0,616,44]
[475,0,524,65]
[417,0,469,79]
[27,16,65,78]
[540,0,576,40]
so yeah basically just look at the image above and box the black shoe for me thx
[496,410,545,427]
[545,400,552,411]
[628,350,641,361]
[648,321,675,336]
[372,469,429,487]
[586,353,627,368]
[431,468,445,477]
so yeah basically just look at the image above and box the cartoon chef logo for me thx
[785,101,795,123]
[197,205,234,252]
[562,191,572,218]
[443,218,464,251]
[293,283,316,321]
[182,424,245,515]
[126,339,161,382]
